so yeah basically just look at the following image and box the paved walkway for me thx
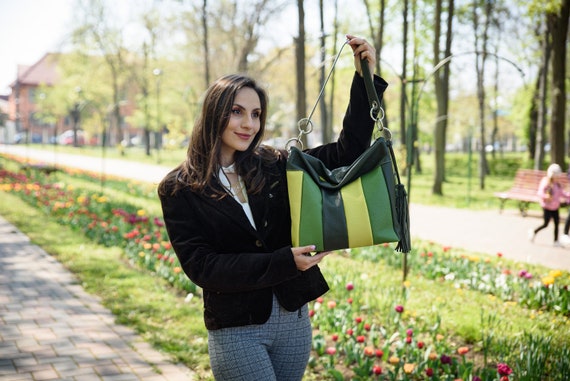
[0,216,194,381]
[410,204,570,272]
[1,144,570,380]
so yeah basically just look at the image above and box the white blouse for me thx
[219,164,257,230]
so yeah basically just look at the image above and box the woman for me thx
[158,35,388,380]
[529,163,569,247]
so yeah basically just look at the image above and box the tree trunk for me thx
[401,0,409,149]
[411,1,422,175]
[527,74,539,160]
[534,20,551,170]
[547,0,570,168]
[433,0,442,195]
[327,0,339,144]
[202,0,210,87]
[296,0,307,147]
[473,0,492,190]
[319,0,329,144]
[432,0,454,195]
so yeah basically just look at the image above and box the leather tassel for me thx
[395,183,411,253]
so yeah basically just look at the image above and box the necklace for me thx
[220,165,247,203]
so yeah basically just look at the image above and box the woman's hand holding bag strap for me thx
[286,40,411,253]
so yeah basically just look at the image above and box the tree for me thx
[201,0,210,86]
[472,0,494,190]
[547,0,569,168]
[326,0,340,144]
[432,0,455,195]
[533,18,551,170]
[401,0,410,150]
[295,0,308,147]
[71,0,129,147]
[318,0,330,143]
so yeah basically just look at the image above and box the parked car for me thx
[13,132,42,144]
[58,130,85,146]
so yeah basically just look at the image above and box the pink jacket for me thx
[537,177,569,211]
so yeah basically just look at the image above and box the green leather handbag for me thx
[286,47,410,253]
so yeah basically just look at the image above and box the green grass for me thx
[3,189,568,380]
[3,145,566,380]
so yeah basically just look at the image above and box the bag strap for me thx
[360,61,384,126]
[287,40,387,149]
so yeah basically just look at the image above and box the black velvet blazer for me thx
[159,73,388,330]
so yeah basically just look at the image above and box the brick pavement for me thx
[0,216,194,381]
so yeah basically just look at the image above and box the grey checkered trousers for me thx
[207,294,312,380]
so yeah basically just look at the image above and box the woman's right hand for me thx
[346,34,376,78]
[291,245,330,271]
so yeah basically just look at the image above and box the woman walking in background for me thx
[529,163,570,247]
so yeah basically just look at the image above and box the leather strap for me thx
[360,59,382,121]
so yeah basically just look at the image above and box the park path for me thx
[0,214,195,380]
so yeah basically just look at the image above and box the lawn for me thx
[1,147,567,380]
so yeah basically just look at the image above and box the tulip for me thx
[372,365,382,375]
[497,363,512,376]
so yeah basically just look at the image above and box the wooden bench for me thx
[495,169,569,216]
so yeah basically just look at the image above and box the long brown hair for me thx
[158,74,279,197]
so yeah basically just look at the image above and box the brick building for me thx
[6,53,63,144]
[4,53,137,146]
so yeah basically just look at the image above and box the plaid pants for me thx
[208,294,311,381]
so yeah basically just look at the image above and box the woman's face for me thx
[220,87,262,166]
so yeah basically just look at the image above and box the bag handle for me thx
[286,39,387,150]
[360,59,385,130]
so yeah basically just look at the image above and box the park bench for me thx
[495,168,569,216]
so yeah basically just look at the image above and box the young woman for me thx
[530,163,570,247]
[158,35,388,380]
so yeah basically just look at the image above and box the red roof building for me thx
[5,53,137,146]
[7,53,62,143]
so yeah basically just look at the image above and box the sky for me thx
[0,0,74,94]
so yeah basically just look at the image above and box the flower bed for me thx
[1,158,570,380]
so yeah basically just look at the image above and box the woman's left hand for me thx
[291,245,331,271]
[346,34,376,78]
